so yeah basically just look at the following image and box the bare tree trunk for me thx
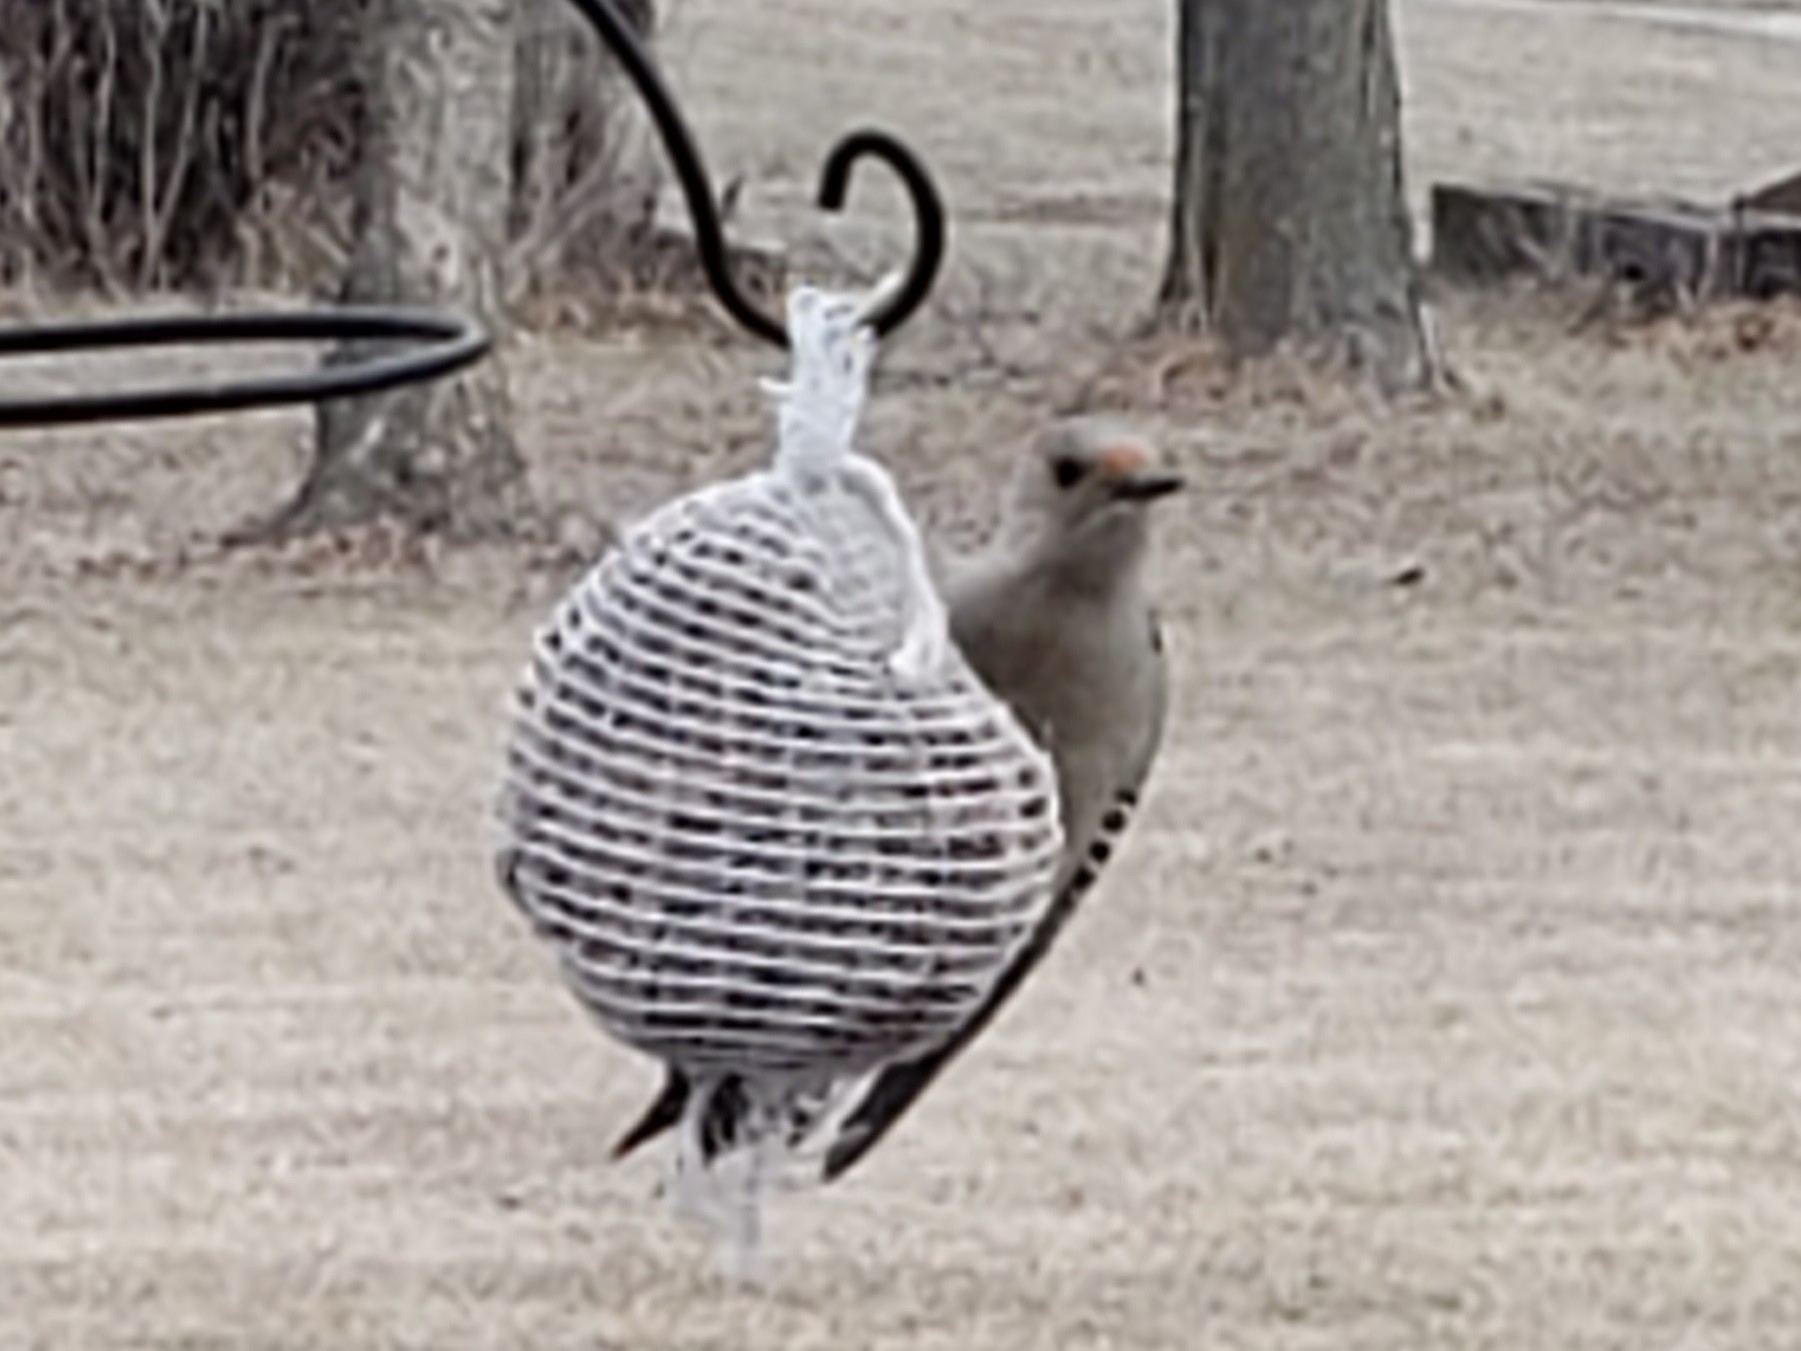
[1157,0,1435,391]
[508,0,658,293]
[273,0,528,541]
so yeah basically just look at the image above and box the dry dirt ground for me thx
[5,1,1801,1347]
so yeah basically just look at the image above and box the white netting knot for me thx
[759,274,947,685]
[762,281,883,487]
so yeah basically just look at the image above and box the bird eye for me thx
[1050,456,1085,490]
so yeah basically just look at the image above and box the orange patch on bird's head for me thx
[1096,443,1153,478]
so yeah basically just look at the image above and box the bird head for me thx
[998,417,1183,584]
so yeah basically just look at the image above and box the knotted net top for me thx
[496,285,1063,1088]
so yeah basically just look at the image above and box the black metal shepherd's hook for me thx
[560,0,946,346]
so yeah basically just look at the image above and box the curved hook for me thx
[817,131,946,341]
[559,0,945,347]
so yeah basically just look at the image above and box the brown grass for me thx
[4,0,1801,1346]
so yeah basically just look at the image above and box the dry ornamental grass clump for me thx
[0,0,655,296]
[0,0,364,292]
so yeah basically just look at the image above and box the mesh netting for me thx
[500,473,1061,1075]
[493,283,1062,1268]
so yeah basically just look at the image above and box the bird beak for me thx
[1112,470,1185,502]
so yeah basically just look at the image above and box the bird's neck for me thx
[1000,519,1150,602]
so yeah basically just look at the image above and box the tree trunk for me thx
[1157,0,1435,391]
[509,0,659,292]
[274,0,528,541]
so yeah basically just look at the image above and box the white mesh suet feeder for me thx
[494,279,1063,1271]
